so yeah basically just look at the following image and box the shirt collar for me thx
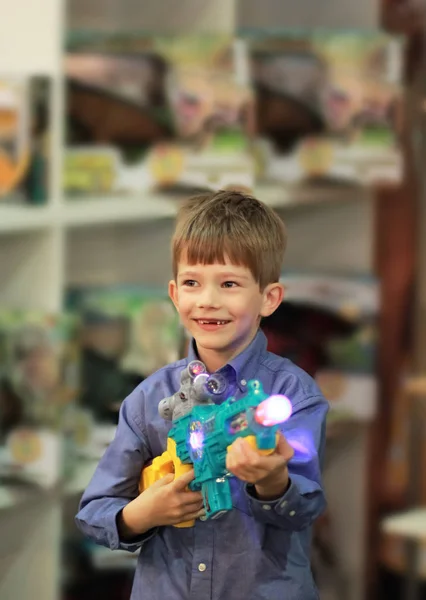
[187,329,268,392]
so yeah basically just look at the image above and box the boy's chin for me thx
[192,330,233,348]
[192,329,250,353]
[194,332,230,346]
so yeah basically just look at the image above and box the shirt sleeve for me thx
[75,386,157,552]
[245,392,328,531]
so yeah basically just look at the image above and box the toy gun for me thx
[140,361,292,527]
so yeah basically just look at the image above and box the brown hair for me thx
[172,189,287,290]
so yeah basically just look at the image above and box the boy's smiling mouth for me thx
[193,318,231,328]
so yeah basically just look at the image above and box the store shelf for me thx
[0,458,98,513]
[0,205,56,234]
[0,481,58,513]
[258,181,371,210]
[64,459,99,496]
[0,485,23,511]
[381,508,426,541]
[0,184,372,236]
[62,194,178,228]
[62,183,371,228]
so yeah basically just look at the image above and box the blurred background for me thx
[0,0,425,599]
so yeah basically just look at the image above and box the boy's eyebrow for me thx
[219,271,250,280]
[178,270,199,278]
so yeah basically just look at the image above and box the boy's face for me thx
[169,253,283,369]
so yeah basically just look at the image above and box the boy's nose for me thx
[196,286,220,309]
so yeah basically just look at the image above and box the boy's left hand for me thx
[226,433,294,500]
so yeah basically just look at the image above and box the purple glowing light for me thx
[189,431,204,450]
[255,395,293,426]
[288,439,310,455]
[285,430,316,462]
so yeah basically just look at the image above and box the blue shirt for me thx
[76,330,328,600]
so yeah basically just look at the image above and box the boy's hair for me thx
[172,189,287,290]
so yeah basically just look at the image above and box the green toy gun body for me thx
[140,363,292,526]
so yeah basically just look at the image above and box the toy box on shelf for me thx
[0,310,80,488]
[261,272,379,427]
[65,285,183,455]
[243,29,404,196]
[63,33,254,199]
[0,76,51,206]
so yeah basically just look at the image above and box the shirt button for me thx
[262,504,272,511]
[199,515,207,521]
[198,563,207,572]
[280,500,288,509]
[289,510,296,517]
[240,379,247,386]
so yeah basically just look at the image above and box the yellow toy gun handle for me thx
[139,438,194,528]
[226,432,279,456]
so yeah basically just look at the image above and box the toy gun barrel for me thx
[216,392,293,454]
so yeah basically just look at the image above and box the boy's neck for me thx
[193,331,258,373]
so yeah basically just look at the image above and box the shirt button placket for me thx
[189,520,213,600]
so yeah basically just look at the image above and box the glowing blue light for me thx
[205,373,227,395]
[194,373,210,388]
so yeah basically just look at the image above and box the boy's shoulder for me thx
[120,357,189,427]
[137,356,188,394]
[259,349,327,409]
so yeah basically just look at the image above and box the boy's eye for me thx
[222,281,238,288]
[182,279,198,287]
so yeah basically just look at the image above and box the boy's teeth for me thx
[199,320,227,325]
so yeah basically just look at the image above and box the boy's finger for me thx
[181,508,206,523]
[183,499,205,512]
[152,473,175,488]
[276,434,295,461]
[229,438,250,459]
[173,469,196,490]
[240,438,260,459]
[181,490,204,505]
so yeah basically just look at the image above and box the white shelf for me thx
[0,485,23,511]
[0,184,370,236]
[258,182,371,210]
[0,459,98,513]
[62,185,348,229]
[64,459,98,496]
[62,194,178,228]
[0,205,56,234]
[0,482,56,512]
[381,508,426,541]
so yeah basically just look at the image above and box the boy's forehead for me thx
[176,254,252,277]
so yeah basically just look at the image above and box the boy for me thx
[76,190,329,600]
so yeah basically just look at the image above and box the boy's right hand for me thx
[119,469,205,538]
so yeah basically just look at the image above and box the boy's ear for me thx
[168,279,179,311]
[260,282,284,318]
